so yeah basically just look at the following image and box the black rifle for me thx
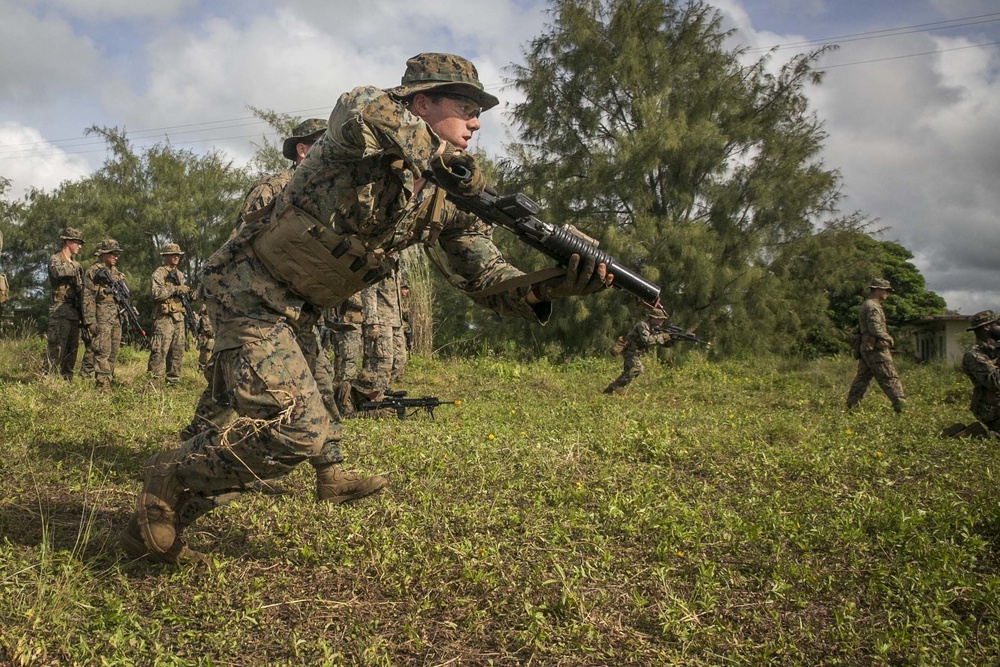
[440,182,661,307]
[165,269,198,338]
[653,323,711,346]
[94,266,146,339]
[358,393,459,419]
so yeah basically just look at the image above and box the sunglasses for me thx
[437,93,482,120]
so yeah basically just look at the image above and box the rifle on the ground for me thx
[441,183,662,307]
[653,324,710,346]
[94,266,146,339]
[165,270,198,338]
[358,390,460,419]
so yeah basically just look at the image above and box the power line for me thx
[746,12,1000,53]
[820,39,1000,69]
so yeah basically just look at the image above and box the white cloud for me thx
[47,0,196,21]
[0,1,101,106]
[0,122,91,197]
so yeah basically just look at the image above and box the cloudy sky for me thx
[2,0,998,312]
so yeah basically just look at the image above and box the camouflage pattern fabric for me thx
[361,275,400,392]
[961,341,1000,430]
[147,266,188,382]
[239,168,294,221]
[390,325,407,383]
[196,307,215,370]
[169,320,336,494]
[604,320,673,393]
[846,298,906,412]
[333,325,362,382]
[82,263,124,386]
[45,251,83,378]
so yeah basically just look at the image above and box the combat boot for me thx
[315,464,387,505]
[136,450,186,556]
[95,376,111,392]
[120,514,206,565]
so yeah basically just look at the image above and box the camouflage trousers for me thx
[363,324,394,393]
[606,352,644,392]
[390,326,407,383]
[333,325,362,382]
[86,316,121,385]
[170,321,341,500]
[180,321,342,469]
[846,351,906,413]
[147,315,186,382]
[45,315,80,379]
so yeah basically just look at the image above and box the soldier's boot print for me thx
[315,464,387,504]
[136,450,187,556]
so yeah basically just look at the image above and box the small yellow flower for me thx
[676,550,684,557]
[520,431,526,436]
[488,434,495,440]
[844,429,853,435]
[875,451,883,458]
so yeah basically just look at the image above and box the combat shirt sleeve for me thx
[150,267,179,302]
[49,254,78,280]
[435,204,548,323]
[81,266,98,325]
[860,300,891,342]
[962,346,1000,390]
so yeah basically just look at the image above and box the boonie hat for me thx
[386,53,500,111]
[94,238,123,256]
[160,242,184,256]
[967,310,1000,331]
[282,119,327,161]
[869,278,893,291]
[60,228,85,244]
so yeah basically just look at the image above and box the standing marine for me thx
[124,52,611,564]
[603,307,674,395]
[81,239,125,391]
[147,243,191,385]
[846,278,907,413]
[45,228,85,379]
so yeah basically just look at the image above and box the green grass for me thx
[1,337,997,665]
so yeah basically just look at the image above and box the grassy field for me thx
[0,336,998,666]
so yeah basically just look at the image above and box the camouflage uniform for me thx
[361,272,402,392]
[332,292,365,382]
[45,230,85,379]
[604,316,673,394]
[82,242,125,390]
[131,57,562,561]
[391,280,410,382]
[195,304,215,371]
[846,281,906,413]
[960,311,1000,431]
[147,250,189,384]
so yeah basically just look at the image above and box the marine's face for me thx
[163,254,181,267]
[66,240,82,256]
[103,252,119,267]
[412,92,481,149]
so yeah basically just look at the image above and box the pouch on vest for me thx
[252,205,393,309]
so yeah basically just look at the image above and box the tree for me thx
[470,0,892,356]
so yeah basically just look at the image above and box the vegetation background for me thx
[1,336,998,665]
[0,0,948,361]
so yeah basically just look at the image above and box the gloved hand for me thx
[534,254,612,301]
[176,284,191,295]
[429,143,486,198]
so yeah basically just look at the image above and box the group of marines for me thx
[16,52,996,566]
